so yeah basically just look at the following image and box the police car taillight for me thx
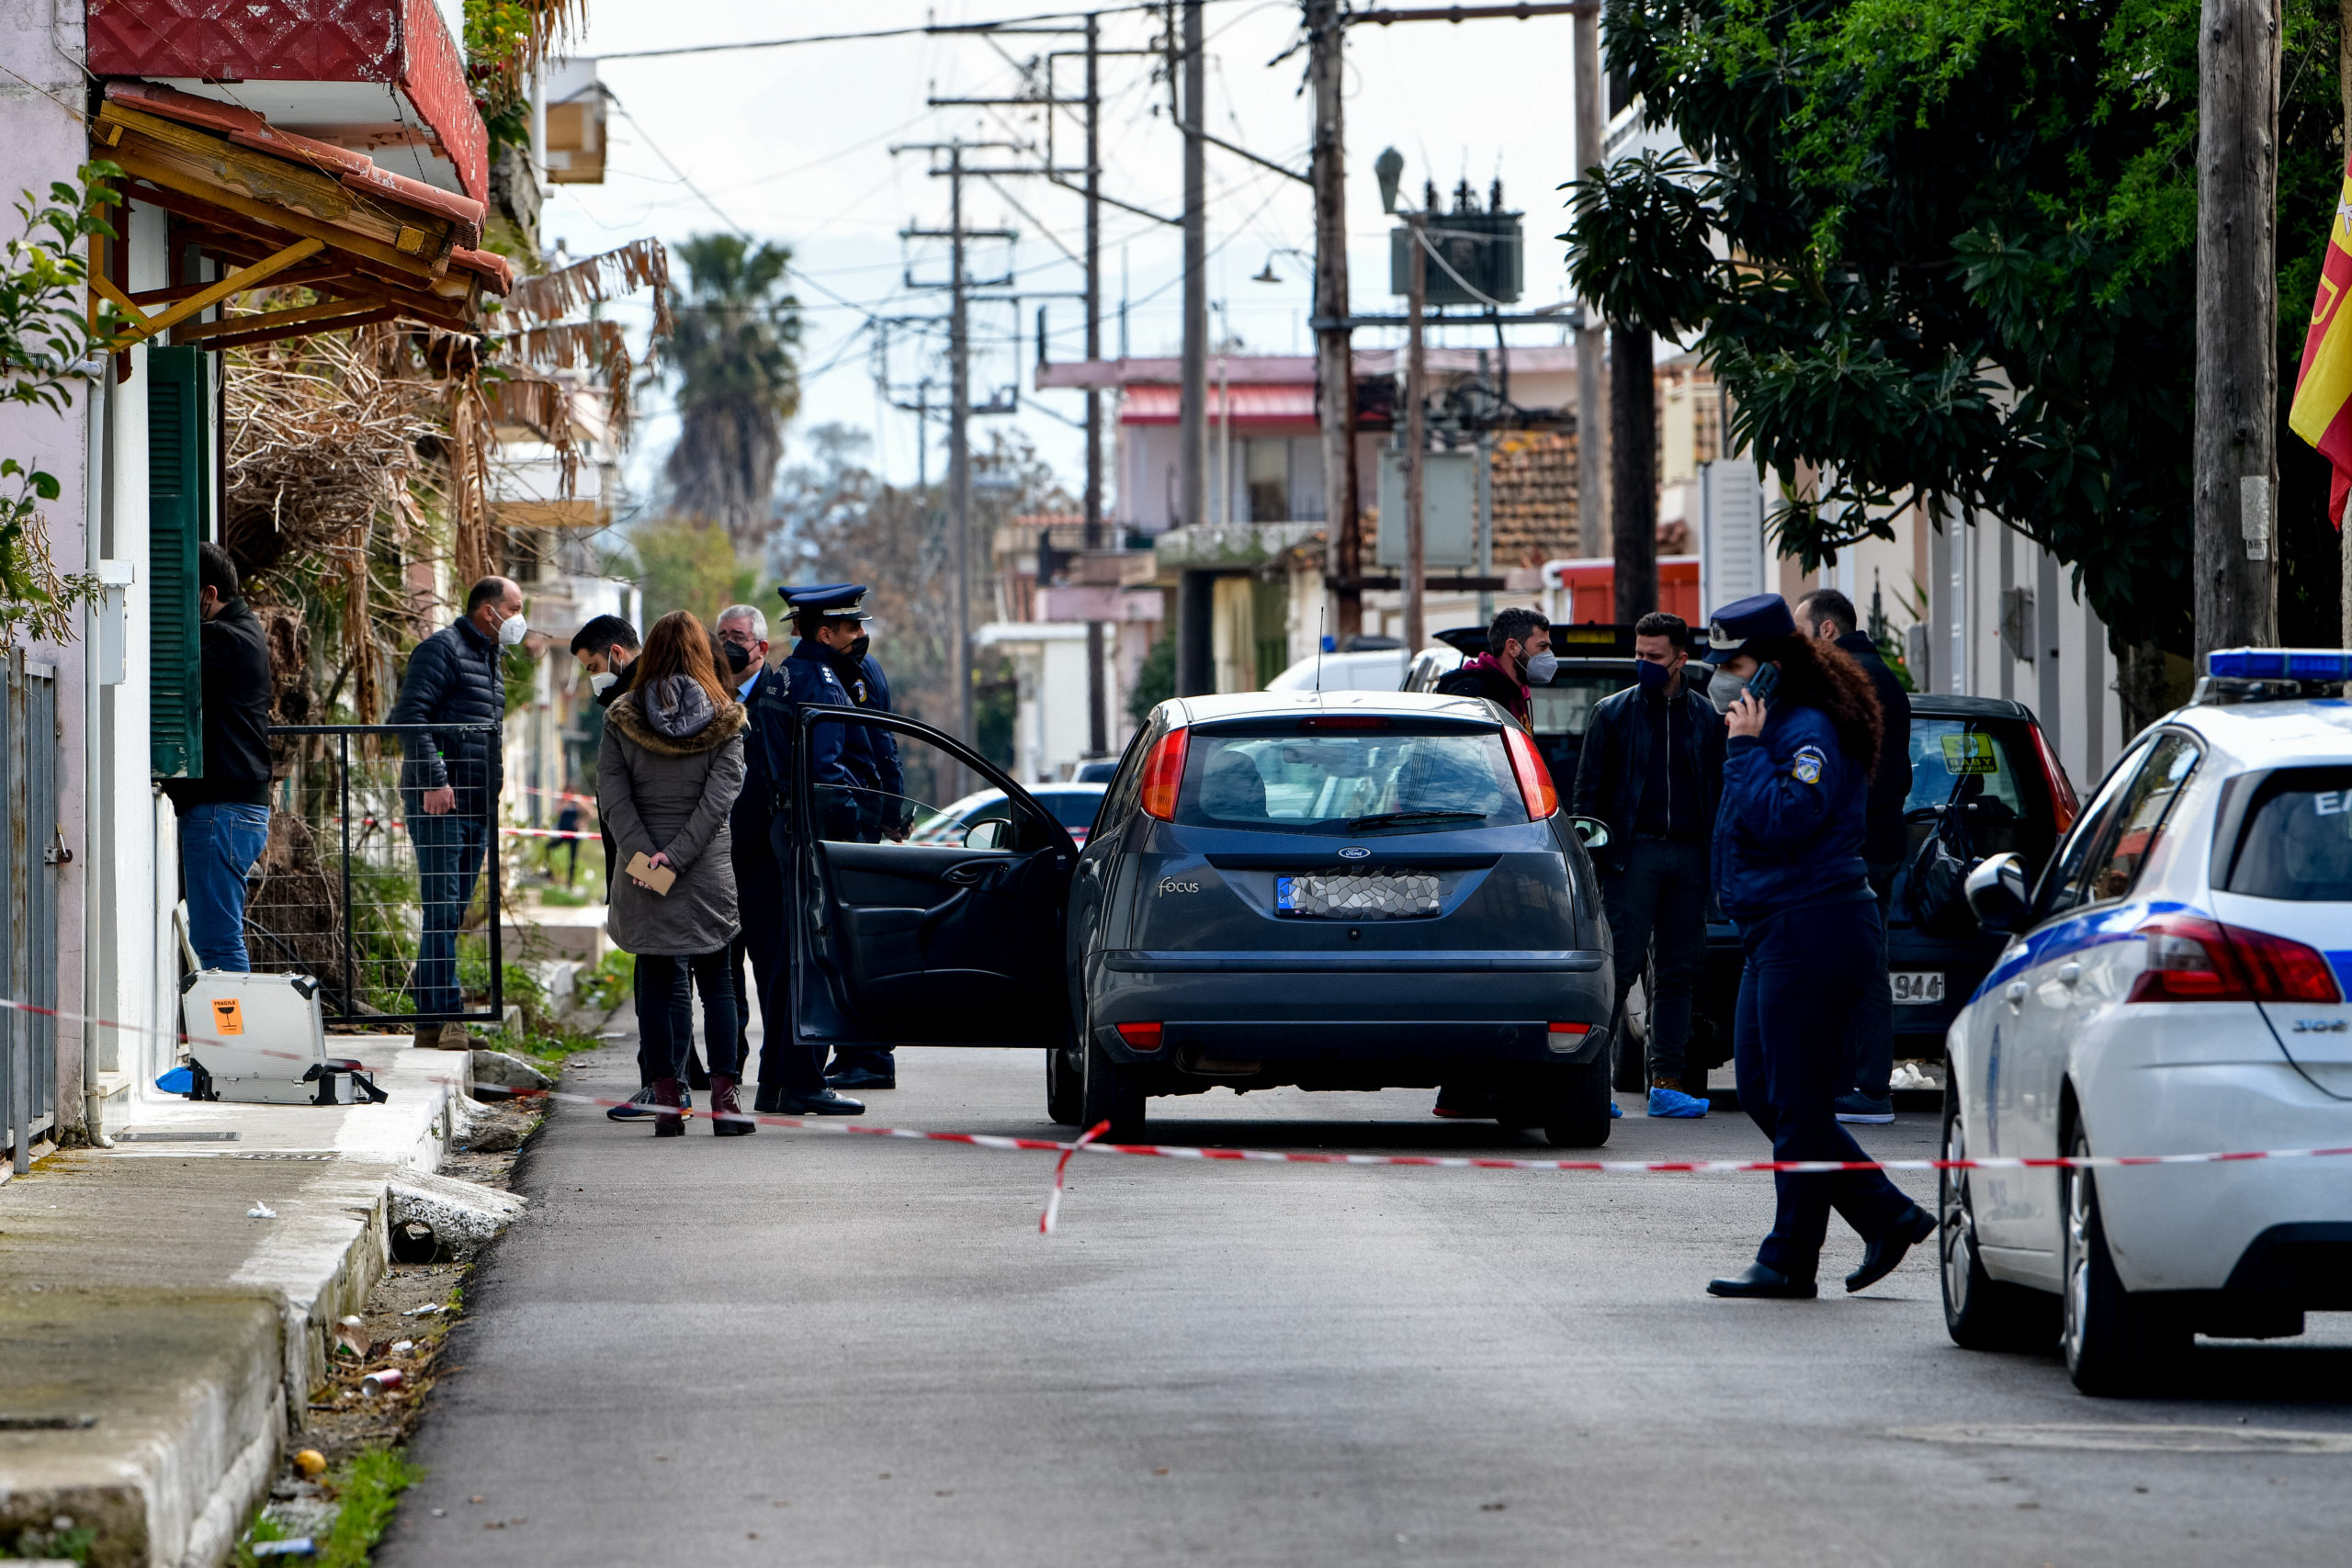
[1503,727,1557,818]
[1138,728,1190,821]
[2125,914,2340,1003]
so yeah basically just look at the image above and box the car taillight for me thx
[2031,723,2080,834]
[1137,728,1189,821]
[1299,715,1394,729]
[1547,1021,1591,1036]
[1115,1021,1164,1050]
[2125,915,2342,1003]
[1503,727,1557,818]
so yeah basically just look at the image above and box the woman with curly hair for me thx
[1697,593,1935,1300]
[598,610,752,1137]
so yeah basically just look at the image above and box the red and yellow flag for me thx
[2290,156,2352,530]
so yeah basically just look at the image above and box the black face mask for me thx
[850,635,870,661]
[722,641,752,674]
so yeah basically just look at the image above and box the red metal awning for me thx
[1119,384,1317,427]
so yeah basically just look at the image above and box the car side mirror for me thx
[1569,816,1611,851]
[1964,851,2030,931]
[963,818,1011,851]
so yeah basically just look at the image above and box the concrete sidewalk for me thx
[0,1035,478,1567]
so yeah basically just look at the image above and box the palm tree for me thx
[662,234,802,547]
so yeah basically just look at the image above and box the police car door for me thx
[791,707,1077,1046]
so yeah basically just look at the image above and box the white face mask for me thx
[498,612,528,647]
[1708,670,1749,715]
[588,671,617,695]
[1522,649,1558,685]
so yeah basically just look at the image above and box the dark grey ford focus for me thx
[787,692,1618,1146]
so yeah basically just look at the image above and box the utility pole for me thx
[950,146,974,750]
[1177,0,1211,695]
[1084,11,1109,756]
[1404,208,1429,655]
[2193,0,2281,657]
[1307,0,1361,642]
[1573,2,1607,560]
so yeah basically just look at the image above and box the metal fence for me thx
[3,651,61,1170]
[247,724,504,1027]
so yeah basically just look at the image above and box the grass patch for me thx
[4,1520,97,1562]
[572,949,633,1015]
[230,1446,416,1567]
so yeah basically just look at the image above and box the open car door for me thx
[790,706,1077,1048]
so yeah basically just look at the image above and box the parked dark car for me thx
[785,693,1621,1145]
[1401,626,1671,806]
[1680,693,2080,1077]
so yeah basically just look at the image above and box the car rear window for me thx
[1175,724,1529,834]
[2226,767,2352,901]
[1036,791,1102,829]
[1905,718,2037,818]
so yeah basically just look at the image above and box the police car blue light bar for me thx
[2204,648,2352,680]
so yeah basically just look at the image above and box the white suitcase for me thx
[172,971,387,1106]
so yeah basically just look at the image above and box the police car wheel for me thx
[1080,1031,1147,1141]
[1046,1040,1085,1127]
[2062,1123,2188,1395]
[1939,1094,2056,1351]
[1541,1058,1613,1149]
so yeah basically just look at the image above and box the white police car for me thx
[1942,649,2352,1394]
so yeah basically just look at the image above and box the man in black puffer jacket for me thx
[388,576,523,1048]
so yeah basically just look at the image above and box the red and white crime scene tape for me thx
[9,995,2351,1235]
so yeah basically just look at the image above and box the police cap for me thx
[1702,592,1796,663]
[782,582,872,622]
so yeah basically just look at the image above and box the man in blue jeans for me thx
[388,577,524,1049]
[164,544,277,969]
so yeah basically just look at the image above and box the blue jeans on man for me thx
[180,803,272,971]
[408,805,488,1017]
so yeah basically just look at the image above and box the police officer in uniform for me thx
[1699,593,1937,1300]
[782,585,908,1090]
[741,587,862,1111]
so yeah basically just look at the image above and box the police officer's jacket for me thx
[1713,700,1871,925]
[823,645,903,804]
[747,647,856,820]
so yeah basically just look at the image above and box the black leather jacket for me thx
[1571,679,1725,874]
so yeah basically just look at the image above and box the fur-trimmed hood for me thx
[605,688,748,756]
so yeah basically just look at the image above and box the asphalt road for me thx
[382,1039,2352,1567]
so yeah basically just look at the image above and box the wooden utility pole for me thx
[1404,211,1429,655]
[1610,321,1657,623]
[1574,2,1607,559]
[2194,0,2282,657]
[1177,0,1212,695]
[1307,0,1361,642]
[1083,12,1108,755]
[949,143,975,750]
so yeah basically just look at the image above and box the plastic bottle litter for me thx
[360,1368,404,1396]
[247,1201,277,1219]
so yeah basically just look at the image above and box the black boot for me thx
[1706,1261,1816,1299]
[710,1075,752,1137]
[1846,1204,1937,1293]
[651,1077,684,1137]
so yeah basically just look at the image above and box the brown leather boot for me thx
[651,1077,685,1137]
[709,1074,752,1136]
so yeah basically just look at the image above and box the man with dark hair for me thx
[1795,587,1913,1123]
[1435,604,1552,727]
[1572,608,1725,1118]
[387,575,524,1049]
[570,614,640,706]
[164,542,275,970]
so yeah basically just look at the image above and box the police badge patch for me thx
[852,681,869,703]
[1791,743,1826,785]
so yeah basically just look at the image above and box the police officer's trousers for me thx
[734,849,823,1108]
[1732,892,1915,1279]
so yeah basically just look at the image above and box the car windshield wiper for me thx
[1345,809,1487,831]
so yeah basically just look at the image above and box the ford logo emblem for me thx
[1338,846,1371,860]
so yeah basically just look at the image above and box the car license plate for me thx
[1892,970,1944,1006]
[1275,873,1441,918]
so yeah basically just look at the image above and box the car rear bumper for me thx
[1088,950,1613,1071]
[2086,1062,2352,1296]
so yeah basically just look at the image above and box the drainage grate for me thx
[113,1130,241,1142]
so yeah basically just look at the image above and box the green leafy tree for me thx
[629,516,757,628]
[662,234,803,549]
[1,162,120,644]
[1566,0,2352,728]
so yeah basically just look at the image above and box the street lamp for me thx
[1376,147,1429,657]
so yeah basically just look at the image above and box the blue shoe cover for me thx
[1646,1086,1710,1118]
[1608,1100,1624,1119]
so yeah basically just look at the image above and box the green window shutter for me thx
[149,345,209,779]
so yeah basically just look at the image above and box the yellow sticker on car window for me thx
[209,998,244,1036]
[1940,734,1999,775]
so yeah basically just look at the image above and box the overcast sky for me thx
[537,0,1593,512]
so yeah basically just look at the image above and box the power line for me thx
[594,2,1232,62]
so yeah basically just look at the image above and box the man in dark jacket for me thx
[1796,588,1914,1123]
[164,543,276,971]
[1433,604,1551,726]
[570,613,639,894]
[1571,610,1725,1118]
[388,576,522,1049]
